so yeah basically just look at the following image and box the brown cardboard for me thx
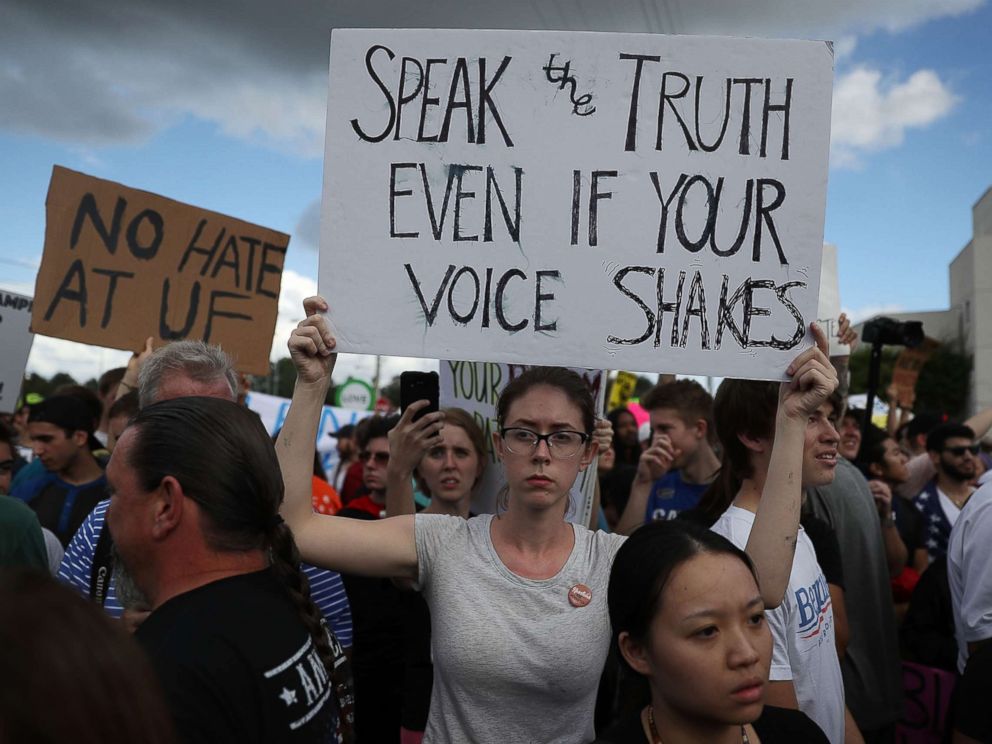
[32,166,289,374]
[891,337,940,408]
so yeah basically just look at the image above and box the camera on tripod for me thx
[861,317,924,348]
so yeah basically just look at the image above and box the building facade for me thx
[856,187,992,416]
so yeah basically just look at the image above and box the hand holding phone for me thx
[400,371,439,422]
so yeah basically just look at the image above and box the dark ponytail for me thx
[125,398,352,738]
[268,520,354,740]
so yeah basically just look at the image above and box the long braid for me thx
[268,521,355,743]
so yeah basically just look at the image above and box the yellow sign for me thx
[608,371,638,410]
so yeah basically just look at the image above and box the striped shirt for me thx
[58,499,353,647]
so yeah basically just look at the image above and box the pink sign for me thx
[896,662,956,744]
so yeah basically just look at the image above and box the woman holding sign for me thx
[277,295,836,744]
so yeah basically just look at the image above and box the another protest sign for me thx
[33,166,289,374]
[320,29,834,380]
[0,289,35,413]
[896,662,956,744]
[607,371,638,411]
[440,360,606,523]
[816,243,850,357]
[246,390,373,482]
[892,338,940,409]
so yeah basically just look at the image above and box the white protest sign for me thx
[0,290,35,413]
[440,361,605,523]
[320,29,834,381]
[816,243,849,356]
[245,390,373,480]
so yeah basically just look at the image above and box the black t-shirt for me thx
[955,643,992,742]
[136,569,335,744]
[593,705,830,743]
[400,590,433,731]
[337,507,405,742]
[25,473,108,547]
[900,554,958,671]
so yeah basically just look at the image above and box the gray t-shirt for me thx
[807,458,904,730]
[414,513,625,744]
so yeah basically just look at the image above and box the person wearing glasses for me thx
[339,415,399,520]
[276,295,837,744]
[913,422,981,564]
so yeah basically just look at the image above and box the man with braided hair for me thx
[107,397,347,744]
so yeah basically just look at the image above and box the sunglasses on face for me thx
[943,444,980,457]
[359,450,390,465]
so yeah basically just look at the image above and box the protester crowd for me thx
[1,297,990,744]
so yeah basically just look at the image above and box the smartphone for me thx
[400,371,439,422]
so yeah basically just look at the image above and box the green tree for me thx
[252,357,338,405]
[915,347,972,419]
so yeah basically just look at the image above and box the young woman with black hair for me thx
[277,296,836,744]
[596,520,829,744]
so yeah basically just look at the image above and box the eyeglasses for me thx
[0,459,13,472]
[500,428,589,459]
[359,450,390,465]
[943,444,980,457]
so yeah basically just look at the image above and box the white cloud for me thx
[830,67,959,168]
[1,0,982,157]
[833,35,859,61]
[20,266,433,390]
[26,336,131,382]
[270,267,436,387]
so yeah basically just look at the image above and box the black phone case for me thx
[400,371,439,421]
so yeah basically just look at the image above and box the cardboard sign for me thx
[245,390,373,481]
[440,361,605,523]
[33,166,289,374]
[0,290,35,413]
[320,29,834,380]
[816,243,849,357]
[892,339,940,409]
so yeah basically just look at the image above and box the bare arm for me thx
[115,336,153,402]
[830,584,849,660]
[746,324,838,608]
[870,479,909,575]
[385,402,443,518]
[885,384,902,438]
[845,707,866,744]
[964,405,992,440]
[615,435,677,535]
[895,453,936,500]
[275,296,417,579]
[765,680,799,709]
[586,419,613,531]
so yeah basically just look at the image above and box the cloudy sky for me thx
[1,0,989,385]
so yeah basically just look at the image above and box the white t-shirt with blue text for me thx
[711,505,845,744]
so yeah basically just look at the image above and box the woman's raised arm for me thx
[275,296,418,579]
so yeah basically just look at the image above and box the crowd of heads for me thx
[2,319,991,743]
